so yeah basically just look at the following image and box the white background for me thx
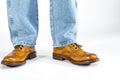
[0,0,120,80]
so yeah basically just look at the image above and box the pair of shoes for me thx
[1,43,99,67]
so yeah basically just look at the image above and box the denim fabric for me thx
[7,0,78,47]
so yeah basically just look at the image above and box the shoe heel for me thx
[27,51,37,59]
[53,54,66,61]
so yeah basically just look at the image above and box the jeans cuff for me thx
[13,42,36,47]
[53,40,76,47]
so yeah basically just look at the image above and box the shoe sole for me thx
[1,51,37,67]
[89,58,99,63]
[53,53,92,65]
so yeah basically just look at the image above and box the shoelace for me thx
[14,45,24,50]
[71,43,88,56]
[74,43,82,47]
[71,43,82,49]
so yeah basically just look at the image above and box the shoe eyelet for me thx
[20,48,23,50]
[19,45,24,50]
[75,47,77,49]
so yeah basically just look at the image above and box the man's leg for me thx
[7,0,38,46]
[1,0,38,67]
[50,0,77,47]
[50,0,99,65]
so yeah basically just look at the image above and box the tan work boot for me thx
[1,45,36,67]
[53,43,99,65]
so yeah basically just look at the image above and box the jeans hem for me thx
[53,40,76,47]
[13,42,36,47]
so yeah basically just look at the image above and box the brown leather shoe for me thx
[1,45,36,67]
[53,43,99,65]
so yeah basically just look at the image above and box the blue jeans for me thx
[7,0,78,47]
